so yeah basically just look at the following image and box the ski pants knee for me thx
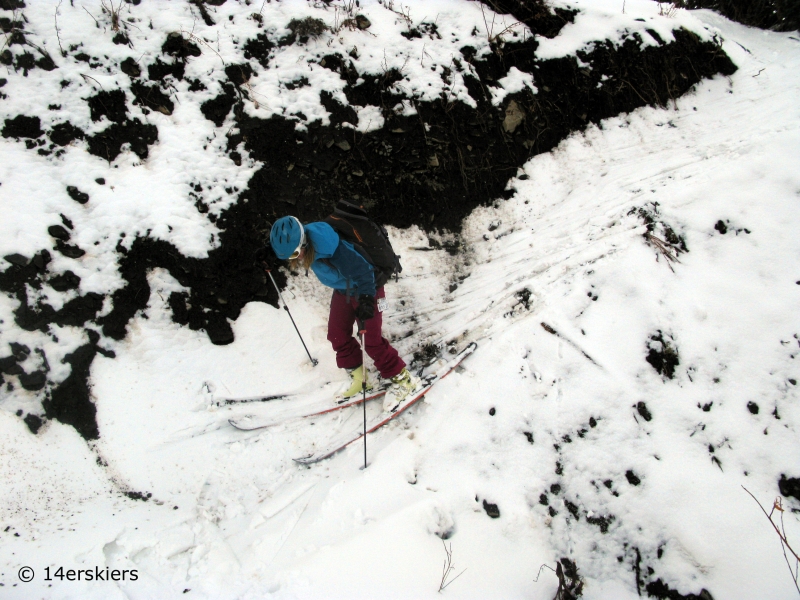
[327,287,405,379]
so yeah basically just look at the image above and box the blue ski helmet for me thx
[270,216,305,259]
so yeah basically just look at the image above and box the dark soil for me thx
[646,580,714,600]
[87,118,158,161]
[49,122,85,146]
[2,114,42,138]
[131,81,174,115]
[779,474,800,502]
[646,332,680,379]
[201,84,237,126]
[120,57,142,78]
[88,90,129,123]
[0,0,26,10]
[162,32,201,60]
[484,0,578,38]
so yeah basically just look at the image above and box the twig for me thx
[532,563,557,583]
[181,27,225,68]
[743,486,800,596]
[438,540,467,592]
[55,0,66,57]
[540,322,602,368]
[83,6,101,29]
[644,232,681,272]
[100,0,122,32]
[80,73,104,89]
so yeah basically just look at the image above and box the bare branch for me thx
[743,486,800,596]
[438,540,467,593]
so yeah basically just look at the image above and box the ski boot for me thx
[339,364,372,400]
[383,368,420,412]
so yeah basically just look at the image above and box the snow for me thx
[1,1,800,598]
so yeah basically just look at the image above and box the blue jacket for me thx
[305,222,376,297]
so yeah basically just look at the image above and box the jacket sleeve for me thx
[328,240,376,297]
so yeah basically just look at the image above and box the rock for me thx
[503,100,525,133]
[3,253,29,266]
[204,313,234,345]
[48,225,71,241]
[625,470,641,486]
[23,413,43,434]
[355,15,371,29]
[482,499,501,518]
[0,356,22,375]
[55,241,86,259]
[49,270,80,292]
[66,186,89,204]
[31,251,51,271]
[779,474,800,502]
[19,370,46,391]
[120,57,141,78]
[335,140,351,151]
[9,343,29,359]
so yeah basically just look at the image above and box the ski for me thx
[293,342,477,465]
[211,382,330,406]
[228,384,390,431]
[214,392,297,407]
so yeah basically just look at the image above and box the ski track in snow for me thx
[0,2,799,599]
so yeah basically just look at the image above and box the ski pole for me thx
[358,318,368,469]
[265,268,318,367]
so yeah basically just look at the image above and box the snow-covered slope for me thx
[1,1,799,599]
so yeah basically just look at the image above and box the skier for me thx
[269,215,419,411]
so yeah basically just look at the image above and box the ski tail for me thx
[228,386,390,431]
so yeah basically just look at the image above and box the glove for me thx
[355,295,375,322]
[253,246,277,270]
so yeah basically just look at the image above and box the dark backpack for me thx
[325,200,402,288]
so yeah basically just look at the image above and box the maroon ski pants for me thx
[326,286,405,379]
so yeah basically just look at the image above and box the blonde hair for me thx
[288,244,315,272]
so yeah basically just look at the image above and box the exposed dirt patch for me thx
[646,331,680,379]
[131,81,174,115]
[779,474,800,502]
[49,122,85,146]
[2,114,42,138]
[88,90,129,123]
[87,118,158,161]
[645,579,714,600]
